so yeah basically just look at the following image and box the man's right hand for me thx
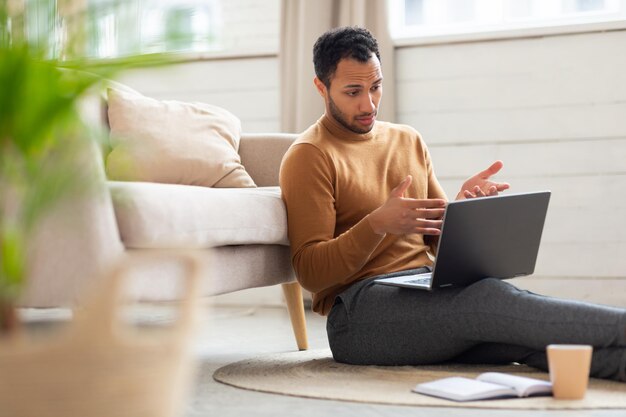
[367,175,446,236]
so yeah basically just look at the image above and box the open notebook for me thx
[413,372,552,402]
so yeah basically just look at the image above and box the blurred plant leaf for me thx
[0,225,25,303]
[0,1,177,323]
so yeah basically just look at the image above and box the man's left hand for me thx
[456,160,510,200]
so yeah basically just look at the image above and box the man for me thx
[279,26,626,381]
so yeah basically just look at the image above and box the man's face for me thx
[317,54,383,134]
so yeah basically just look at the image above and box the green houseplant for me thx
[0,1,180,333]
[0,4,102,332]
[1,3,205,415]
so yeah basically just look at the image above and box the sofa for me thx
[22,82,307,350]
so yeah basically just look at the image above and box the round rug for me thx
[213,349,626,409]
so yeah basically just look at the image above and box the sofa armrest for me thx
[21,140,125,307]
[239,133,297,187]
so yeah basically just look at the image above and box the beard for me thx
[328,95,377,134]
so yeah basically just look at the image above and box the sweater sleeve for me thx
[279,143,385,293]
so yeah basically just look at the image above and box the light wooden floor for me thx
[187,304,626,417]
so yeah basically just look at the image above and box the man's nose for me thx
[360,93,376,113]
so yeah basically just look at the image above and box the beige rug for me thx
[213,349,626,409]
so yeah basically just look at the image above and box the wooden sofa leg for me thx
[281,282,309,351]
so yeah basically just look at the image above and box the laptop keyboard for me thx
[406,276,432,285]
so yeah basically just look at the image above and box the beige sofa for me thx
[22,85,307,350]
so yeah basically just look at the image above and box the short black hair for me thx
[313,26,380,88]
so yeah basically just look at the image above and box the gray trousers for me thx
[326,269,626,381]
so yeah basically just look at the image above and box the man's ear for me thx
[313,77,327,98]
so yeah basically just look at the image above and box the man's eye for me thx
[371,85,381,91]
[346,91,359,97]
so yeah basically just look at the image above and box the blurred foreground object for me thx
[0,252,202,417]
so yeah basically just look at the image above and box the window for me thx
[17,0,279,60]
[81,0,221,58]
[388,0,626,41]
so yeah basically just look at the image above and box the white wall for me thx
[113,28,626,307]
[115,56,281,133]
[112,0,280,131]
[397,29,626,305]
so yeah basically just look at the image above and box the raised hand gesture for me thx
[368,175,446,235]
[457,161,510,200]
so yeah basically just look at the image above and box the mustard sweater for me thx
[279,115,447,315]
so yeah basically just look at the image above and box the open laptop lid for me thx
[429,190,551,289]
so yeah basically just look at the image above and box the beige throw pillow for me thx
[106,88,256,188]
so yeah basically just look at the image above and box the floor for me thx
[184,304,626,417]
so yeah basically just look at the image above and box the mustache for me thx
[356,111,377,118]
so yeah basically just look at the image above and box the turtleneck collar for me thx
[319,113,376,142]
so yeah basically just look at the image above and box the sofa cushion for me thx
[109,182,288,248]
[105,88,256,188]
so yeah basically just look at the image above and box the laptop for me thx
[375,191,551,290]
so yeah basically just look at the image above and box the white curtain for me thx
[280,0,396,134]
